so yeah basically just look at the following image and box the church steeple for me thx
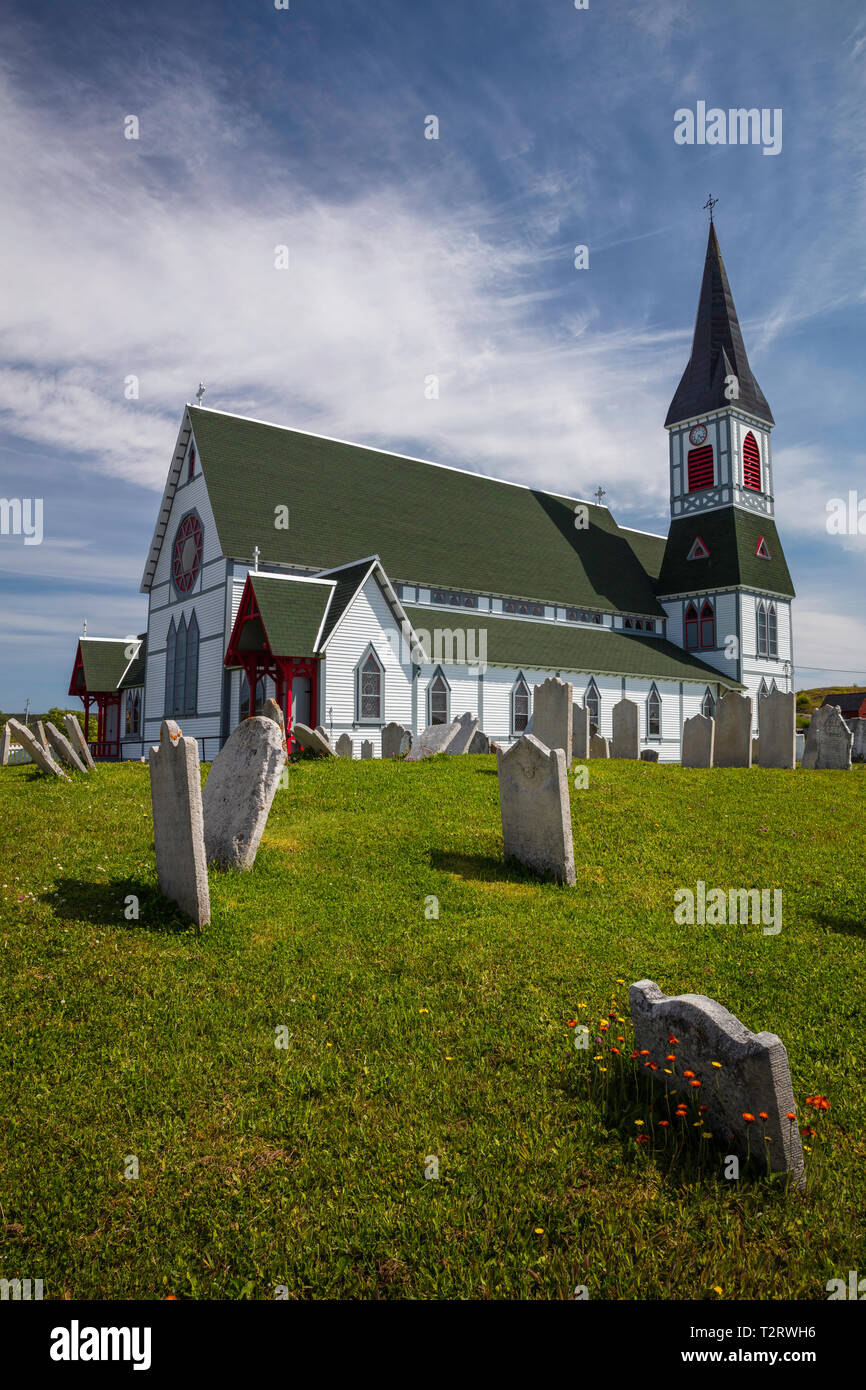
[665,222,773,428]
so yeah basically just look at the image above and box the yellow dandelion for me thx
[634,1119,645,1126]
[534,1227,544,1235]
[616,978,626,985]
[711,1061,722,1068]
[419,1008,429,1014]
[713,1285,723,1295]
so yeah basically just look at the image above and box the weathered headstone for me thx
[446,711,480,754]
[681,712,714,768]
[44,721,89,774]
[589,732,609,759]
[640,749,659,763]
[496,734,575,886]
[262,698,287,753]
[335,733,354,758]
[751,737,760,763]
[801,704,853,770]
[532,677,573,762]
[64,714,96,770]
[467,729,490,754]
[382,721,412,758]
[850,718,866,764]
[630,980,804,1191]
[611,698,640,760]
[291,722,335,756]
[406,721,461,760]
[0,723,11,766]
[202,716,285,870]
[148,719,210,927]
[795,732,805,762]
[572,702,590,760]
[35,720,50,754]
[315,725,330,743]
[758,689,796,769]
[360,739,374,759]
[6,719,67,779]
[714,691,752,768]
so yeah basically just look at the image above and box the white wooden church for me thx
[69,222,795,762]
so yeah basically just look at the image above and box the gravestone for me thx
[291,722,334,756]
[640,749,659,763]
[447,711,480,754]
[611,698,640,760]
[44,721,89,774]
[202,716,285,870]
[532,677,573,762]
[751,737,760,763]
[714,691,752,768]
[630,980,804,1191]
[7,719,67,779]
[382,721,412,758]
[589,732,609,759]
[681,712,714,768]
[335,733,354,758]
[795,732,805,762]
[36,720,50,754]
[496,734,575,886]
[0,723,11,765]
[758,689,796,769]
[850,718,866,763]
[262,698,288,754]
[361,740,374,759]
[572,702,590,760]
[148,719,210,927]
[467,729,490,754]
[406,721,461,760]
[64,714,96,770]
[315,725,331,743]
[801,704,852,770]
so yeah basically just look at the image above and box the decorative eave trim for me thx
[140,409,197,594]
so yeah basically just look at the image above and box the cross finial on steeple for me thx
[703,194,718,223]
[253,545,260,572]
[594,486,606,506]
[195,381,206,405]
[82,618,87,636]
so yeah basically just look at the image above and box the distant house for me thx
[819,692,866,721]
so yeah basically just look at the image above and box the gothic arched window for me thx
[512,675,530,734]
[647,684,661,738]
[700,599,715,649]
[356,646,385,723]
[702,688,715,719]
[757,600,768,657]
[743,432,761,490]
[684,602,699,650]
[429,668,450,725]
[767,603,778,658]
[585,679,600,727]
[164,611,199,717]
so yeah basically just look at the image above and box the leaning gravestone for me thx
[496,734,575,886]
[0,723,11,765]
[45,721,89,774]
[467,729,490,754]
[532,677,573,763]
[335,733,354,758]
[611,698,640,760]
[758,689,796,769]
[7,719,67,779]
[36,720,50,754]
[148,719,210,927]
[572,702,590,760]
[681,712,714,768]
[589,732,609,759]
[406,721,461,760]
[850,718,866,764]
[382,721,412,758]
[262,698,287,751]
[630,980,805,1191]
[360,740,373,759]
[447,711,480,755]
[640,749,659,763]
[714,691,752,768]
[801,704,853,770]
[291,722,335,756]
[64,714,96,770]
[202,716,285,871]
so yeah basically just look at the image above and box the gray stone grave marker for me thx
[262,698,288,753]
[802,704,853,770]
[496,733,575,885]
[447,711,480,754]
[360,739,374,759]
[406,721,461,760]
[850,718,866,763]
[532,677,573,762]
[64,714,96,770]
[589,732,609,759]
[202,716,285,870]
[572,702,590,760]
[44,721,89,774]
[758,689,796,769]
[382,721,412,758]
[681,712,714,768]
[291,722,335,756]
[1,723,11,765]
[7,719,67,779]
[640,748,659,763]
[467,729,490,753]
[611,698,640,760]
[148,719,210,927]
[335,733,354,758]
[715,691,753,768]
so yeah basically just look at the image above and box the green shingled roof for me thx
[402,606,741,688]
[658,511,794,597]
[118,635,147,689]
[249,575,334,657]
[79,639,134,693]
[188,408,666,617]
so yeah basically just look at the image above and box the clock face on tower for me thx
[172,512,203,593]
[689,424,708,446]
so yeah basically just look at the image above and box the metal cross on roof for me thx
[195,381,206,405]
[594,487,606,506]
[703,194,719,223]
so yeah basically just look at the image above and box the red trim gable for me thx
[68,641,87,697]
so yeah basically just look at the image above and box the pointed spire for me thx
[665,223,773,428]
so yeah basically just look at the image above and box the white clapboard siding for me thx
[321,574,413,754]
[150,463,223,590]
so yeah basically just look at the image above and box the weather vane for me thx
[195,381,206,405]
[703,194,719,223]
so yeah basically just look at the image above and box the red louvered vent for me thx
[743,431,761,490]
[687,445,714,491]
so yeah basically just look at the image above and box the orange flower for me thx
[617,1036,625,1043]
[689,1079,701,1088]
[610,1047,621,1055]
[683,1070,695,1079]
[668,1035,679,1044]
[758,1112,769,1121]
[658,1120,670,1128]
[699,1105,708,1112]
[567,1020,577,1027]
[743,1112,755,1122]
[639,1049,650,1056]
[805,1095,830,1111]
[636,1133,650,1144]
[630,1050,639,1059]
[800,1126,816,1138]
[785,1111,797,1121]
[666,1054,676,1061]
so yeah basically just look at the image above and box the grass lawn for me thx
[0,754,864,1300]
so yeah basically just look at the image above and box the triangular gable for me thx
[686,535,710,561]
[139,408,198,593]
[315,555,428,659]
[756,536,771,559]
[69,637,138,694]
[225,572,336,665]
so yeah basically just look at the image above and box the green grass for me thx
[0,755,864,1300]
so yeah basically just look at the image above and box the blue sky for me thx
[0,0,864,711]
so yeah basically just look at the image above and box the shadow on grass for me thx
[42,878,197,935]
[431,850,548,886]
[814,912,866,939]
